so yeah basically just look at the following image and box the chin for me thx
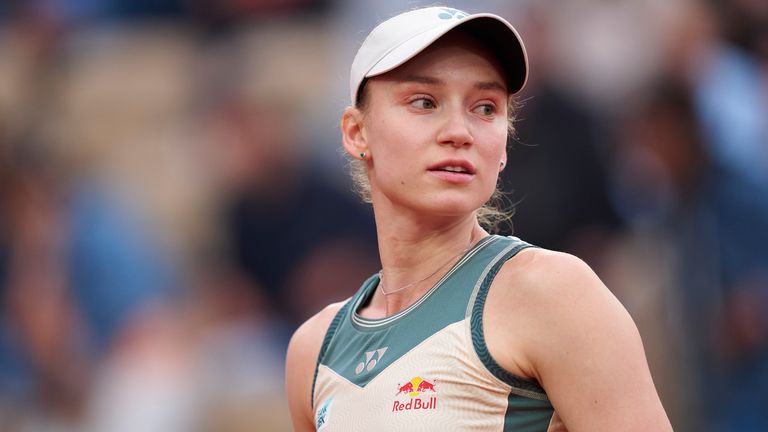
[418,195,487,218]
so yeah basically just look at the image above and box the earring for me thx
[359,152,366,159]
[500,160,506,167]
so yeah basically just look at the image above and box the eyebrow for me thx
[399,74,507,92]
[475,80,507,92]
[400,74,443,86]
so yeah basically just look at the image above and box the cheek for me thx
[478,126,508,160]
[477,130,508,191]
[366,119,416,184]
[367,110,426,158]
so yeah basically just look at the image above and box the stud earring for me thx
[360,152,366,159]
[500,160,506,167]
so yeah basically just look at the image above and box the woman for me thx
[286,6,672,431]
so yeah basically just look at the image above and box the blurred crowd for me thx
[0,0,765,431]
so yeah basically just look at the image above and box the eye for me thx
[472,103,496,116]
[410,97,436,110]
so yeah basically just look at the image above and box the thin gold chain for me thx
[378,237,473,296]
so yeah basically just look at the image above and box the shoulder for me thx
[285,301,347,432]
[512,247,618,310]
[486,247,632,377]
[287,300,347,366]
[485,247,672,430]
[487,247,620,320]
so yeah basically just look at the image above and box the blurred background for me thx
[0,0,766,431]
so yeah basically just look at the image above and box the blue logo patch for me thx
[316,397,333,430]
[438,8,468,20]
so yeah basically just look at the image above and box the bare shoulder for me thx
[484,248,622,377]
[485,247,672,430]
[495,247,616,311]
[285,301,347,432]
[287,300,347,359]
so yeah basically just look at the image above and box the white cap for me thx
[349,6,529,104]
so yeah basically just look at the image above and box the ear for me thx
[341,106,369,160]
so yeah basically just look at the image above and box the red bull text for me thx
[392,377,438,412]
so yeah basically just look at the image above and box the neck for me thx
[370,207,488,316]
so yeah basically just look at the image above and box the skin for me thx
[286,32,673,431]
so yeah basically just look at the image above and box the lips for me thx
[440,166,469,173]
[427,159,476,175]
[427,159,476,184]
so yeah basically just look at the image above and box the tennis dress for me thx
[312,235,557,431]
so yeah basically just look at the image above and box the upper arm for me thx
[285,302,344,432]
[487,251,672,431]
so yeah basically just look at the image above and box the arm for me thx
[485,250,672,431]
[285,302,344,432]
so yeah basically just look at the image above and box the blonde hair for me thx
[347,84,520,233]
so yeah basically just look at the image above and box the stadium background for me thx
[0,0,766,430]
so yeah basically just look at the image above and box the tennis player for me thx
[286,6,672,431]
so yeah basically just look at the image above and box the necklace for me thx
[378,236,474,296]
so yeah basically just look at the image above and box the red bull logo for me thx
[392,376,438,412]
[417,380,436,393]
[395,381,414,396]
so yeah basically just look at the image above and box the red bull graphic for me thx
[395,381,414,396]
[392,376,438,412]
[416,380,436,393]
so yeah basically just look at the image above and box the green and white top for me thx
[312,235,555,431]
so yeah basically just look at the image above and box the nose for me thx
[436,106,473,148]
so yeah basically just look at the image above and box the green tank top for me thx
[312,235,555,431]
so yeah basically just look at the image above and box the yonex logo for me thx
[355,347,388,374]
[438,8,468,20]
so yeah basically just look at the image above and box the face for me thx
[344,32,509,220]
